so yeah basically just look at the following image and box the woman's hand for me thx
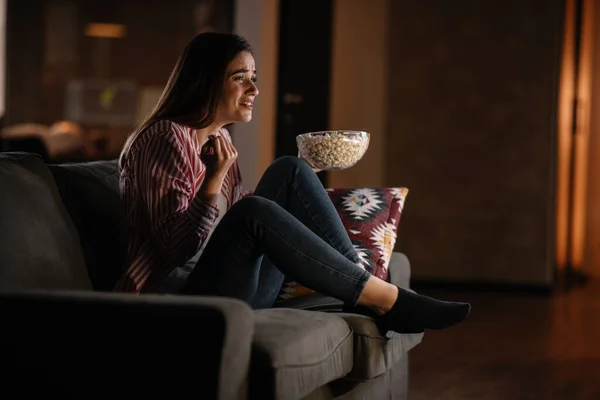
[199,135,238,203]
[202,135,238,178]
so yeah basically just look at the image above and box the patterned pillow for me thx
[277,187,409,302]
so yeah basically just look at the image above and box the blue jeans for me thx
[180,156,370,309]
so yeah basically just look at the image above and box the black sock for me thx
[380,287,471,331]
[342,302,425,334]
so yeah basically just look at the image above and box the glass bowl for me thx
[296,130,370,171]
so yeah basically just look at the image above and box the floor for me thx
[408,278,600,400]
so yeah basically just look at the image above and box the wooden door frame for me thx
[556,0,597,278]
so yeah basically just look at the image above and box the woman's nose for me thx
[247,81,259,96]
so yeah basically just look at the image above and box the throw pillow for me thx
[48,160,124,291]
[277,187,408,302]
[0,152,92,291]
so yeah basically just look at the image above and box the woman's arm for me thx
[133,130,219,270]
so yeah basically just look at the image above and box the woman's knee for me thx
[267,155,310,175]
[231,195,278,217]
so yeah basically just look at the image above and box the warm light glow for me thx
[556,0,596,271]
[84,23,126,39]
[585,1,600,277]
[556,0,576,270]
[571,0,596,268]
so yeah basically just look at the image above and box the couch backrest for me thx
[0,152,91,291]
[48,158,124,291]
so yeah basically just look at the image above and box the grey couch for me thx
[0,152,423,400]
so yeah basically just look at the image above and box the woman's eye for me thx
[233,75,257,83]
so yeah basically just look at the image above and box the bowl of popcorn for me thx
[296,130,370,171]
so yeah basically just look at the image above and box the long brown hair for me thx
[119,32,253,168]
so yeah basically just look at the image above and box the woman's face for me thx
[216,51,259,125]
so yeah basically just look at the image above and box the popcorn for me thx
[296,131,369,171]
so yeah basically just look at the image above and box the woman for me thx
[116,32,470,333]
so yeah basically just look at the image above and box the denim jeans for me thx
[180,156,370,309]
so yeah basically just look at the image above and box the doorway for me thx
[275,0,333,186]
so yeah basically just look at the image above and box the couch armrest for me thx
[0,290,254,400]
[388,252,412,289]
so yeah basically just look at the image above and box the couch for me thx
[0,152,423,400]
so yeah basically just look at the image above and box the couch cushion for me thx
[275,252,420,383]
[274,292,343,312]
[336,313,423,381]
[0,152,91,291]
[48,159,122,291]
[250,309,354,400]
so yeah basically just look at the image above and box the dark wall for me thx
[386,0,565,286]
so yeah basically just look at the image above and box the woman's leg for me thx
[181,196,368,306]
[254,156,360,263]
[180,196,470,331]
[250,156,362,308]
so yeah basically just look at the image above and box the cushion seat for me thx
[250,308,354,400]
[272,252,423,382]
[274,292,343,312]
[336,252,424,382]
[336,313,423,381]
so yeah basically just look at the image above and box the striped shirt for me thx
[114,120,249,293]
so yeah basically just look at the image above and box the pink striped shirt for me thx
[115,120,249,293]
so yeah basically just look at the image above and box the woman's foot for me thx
[378,287,471,332]
[345,286,471,334]
[342,303,426,334]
